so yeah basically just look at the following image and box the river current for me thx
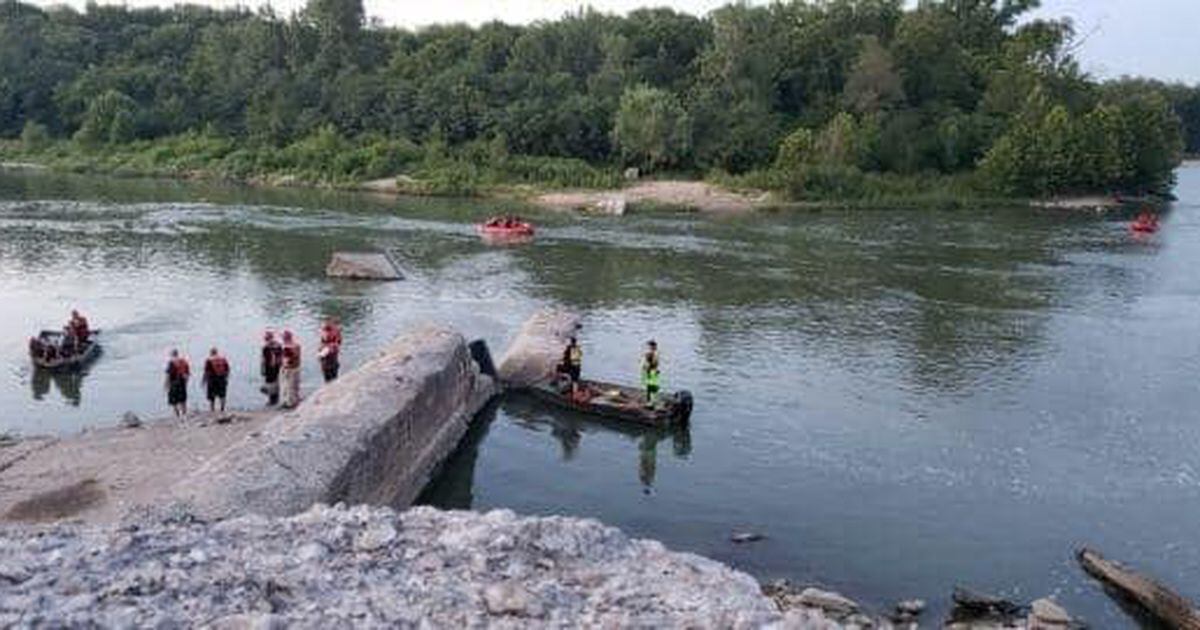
[2,167,1199,625]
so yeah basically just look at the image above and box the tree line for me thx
[0,0,1194,198]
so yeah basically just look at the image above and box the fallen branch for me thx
[1077,547,1200,630]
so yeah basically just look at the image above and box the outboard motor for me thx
[468,339,497,378]
[675,390,694,424]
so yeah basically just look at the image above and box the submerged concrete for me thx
[165,325,497,520]
[497,309,581,388]
[325,251,402,280]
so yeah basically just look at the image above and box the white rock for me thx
[354,523,397,552]
[296,542,328,562]
[483,582,542,617]
[1029,597,1071,627]
[797,587,860,615]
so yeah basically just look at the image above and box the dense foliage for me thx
[0,0,1193,198]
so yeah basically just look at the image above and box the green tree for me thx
[74,89,138,146]
[842,35,904,115]
[613,85,691,171]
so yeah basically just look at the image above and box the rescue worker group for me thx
[47,309,664,417]
[162,317,343,418]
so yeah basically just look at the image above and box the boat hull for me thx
[30,330,101,371]
[528,379,692,428]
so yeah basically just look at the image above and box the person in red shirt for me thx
[319,318,342,383]
[69,310,90,345]
[280,330,302,408]
[203,347,231,413]
[164,349,190,418]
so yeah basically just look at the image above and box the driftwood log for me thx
[1077,547,1200,630]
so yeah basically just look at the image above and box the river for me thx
[2,167,1199,625]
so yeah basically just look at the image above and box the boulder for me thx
[1028,598,1071,628]
[796,588,859,616]
[120,412,142,429]
[325,252,402,281]
[161,326,498,520]
[496,309,582,388]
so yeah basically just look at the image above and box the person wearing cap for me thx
[260,330,283,406]
[641,340,661,407]
[279,330,302,408]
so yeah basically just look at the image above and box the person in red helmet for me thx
[280,330,302,408]
[260,330,283,406]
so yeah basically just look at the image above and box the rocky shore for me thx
[0,504,824,628]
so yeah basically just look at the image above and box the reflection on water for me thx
[3,168,1200,625]
[29,365,88,406]
[420,396,693,508]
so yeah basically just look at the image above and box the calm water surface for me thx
[3,168,1199,625]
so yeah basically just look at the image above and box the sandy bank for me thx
[0,412,274,525]
[535,180,772,213]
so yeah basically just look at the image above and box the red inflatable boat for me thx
[478,216,535,238]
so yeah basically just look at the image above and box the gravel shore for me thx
[0,504,841,628]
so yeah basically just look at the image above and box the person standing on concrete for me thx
[202,347,230,413]
[260,331,283,406]
[318,319,341,383]
[280,330,302,408]
[165,349,190,418]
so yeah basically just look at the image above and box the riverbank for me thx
[0,411,274,524]
[1,139,1152,214]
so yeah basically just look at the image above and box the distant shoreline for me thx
[0,152,1165,214]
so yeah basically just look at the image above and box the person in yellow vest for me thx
[641,340,660,407]
[561,336,583,395]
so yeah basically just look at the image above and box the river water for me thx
[2,167,1199,625]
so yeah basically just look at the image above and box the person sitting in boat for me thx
[69,310,90,345]
[60,326,77,358]
[1134,209,1159,230]
[641,340,661,407]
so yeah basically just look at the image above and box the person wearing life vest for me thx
[280,330,302,409]
[69,310,90,345]
[318,318,341,383]
[165,349,191,418]
[641,340,661,407]
[561,337,583,395]
[60,325,77,358]
[260,330,283,406]
[203,347,231,413]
